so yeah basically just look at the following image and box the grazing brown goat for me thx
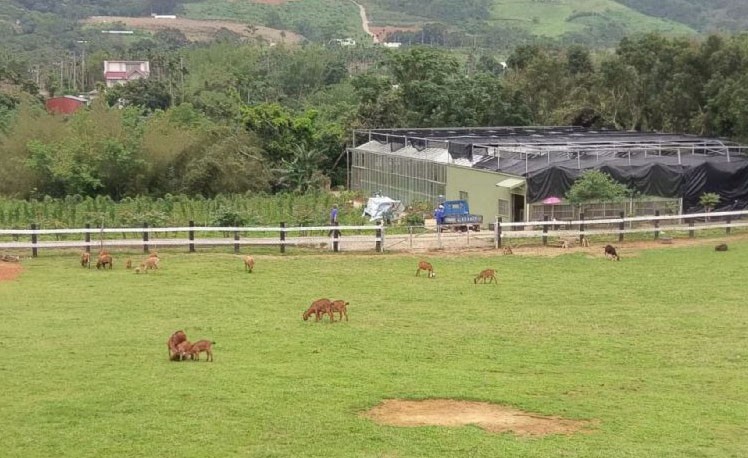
[303,298,334,322]
[330,300,349,321]
[141,256,159,273]
[96,253,113,269]
[715,243,728,252]
[80,252,90,268]
[474,269,498,284]
[243,255,255,273]
[604,244,620,261]
[190,340,214,362]
[167,330,187,360]
[416,260,435,278]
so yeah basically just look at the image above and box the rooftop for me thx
[351,127,748,176]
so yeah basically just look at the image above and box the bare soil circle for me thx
[0,262,22,282]
[363,399,593,437]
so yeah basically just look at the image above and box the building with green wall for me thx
[347,127,748,225]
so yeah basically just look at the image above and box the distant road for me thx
[349,0,378,43]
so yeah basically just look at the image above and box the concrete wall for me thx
[445,165,525,225]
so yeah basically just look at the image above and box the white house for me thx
[103,60,151,87]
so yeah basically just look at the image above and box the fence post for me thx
[654,210,660,240]
[30,223,38,258]
[280,222,286,254]
[542,215,549,246]
[495,216,501,249]
[188,220,195,253]
[689,219,695,238]
[579,213,585,245]
[726,214,732,235]
[618,211,625,243]
[332,222,340,252]
[375,222,382,253]
[409,226,413,249]
[85,223,91,254]
[233,229,240,254]
[143,222,149,253]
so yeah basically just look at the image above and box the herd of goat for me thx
[78,239,729,362]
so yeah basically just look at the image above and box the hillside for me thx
[616,0,748,32]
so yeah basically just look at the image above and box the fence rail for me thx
[0,221,385,256]
[0,210,746,256]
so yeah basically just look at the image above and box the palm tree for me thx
[274,143,327,193]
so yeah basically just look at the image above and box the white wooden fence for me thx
[493,209,748,247]
[0,224,384,256]
[0,210,745,256]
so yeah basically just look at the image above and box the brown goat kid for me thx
[96,253,113,269]
[330,300,349,321]
[303,298,334,322]
[141,256,159,273]
[243,255,255,273]
[474,269,498,284]
[80,252,90,268]
[416,260,435,278]
[176,340,194,361]
[604,244,620,261]
[190,340,214,362]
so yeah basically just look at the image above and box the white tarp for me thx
[363,197,404,222]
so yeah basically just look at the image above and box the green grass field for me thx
[1,241,747,457]
[488,0,694,37]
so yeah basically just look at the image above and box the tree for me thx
[566,170,631,206]
[273,143,328,193]
[699,192,720,221]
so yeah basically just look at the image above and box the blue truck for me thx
[439,200,483,232]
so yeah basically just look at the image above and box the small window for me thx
[459,191,469,201]
[498,199,510,217]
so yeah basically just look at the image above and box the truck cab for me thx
[440,200,483,232]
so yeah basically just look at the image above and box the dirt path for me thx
[349,0,378,43]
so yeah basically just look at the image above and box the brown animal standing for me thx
[243,255,255,273]
[474,269,498,284]
[141,256,159,273]
[80,252,90,268]
[580,235,590,247]
[604,244,620,261]
[503,246,513,255]
[96,253,113,269]
[330,300,349,321]
[303,298,334,322]
[176,340,194,361]
[715,243,728,252]
[190,340,214,362]
[167,330,187,361]
[125,258,132,269]
[416,260,435,278]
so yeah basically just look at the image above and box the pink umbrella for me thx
[542,196,562,219]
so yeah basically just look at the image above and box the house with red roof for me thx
[103,60,150,88]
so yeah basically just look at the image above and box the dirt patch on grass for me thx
[0,262,22,282]
[363,399,593,437]
[81,16,303,43]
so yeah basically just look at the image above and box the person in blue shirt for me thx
[434,204,445,226]
[328,205,339,237]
